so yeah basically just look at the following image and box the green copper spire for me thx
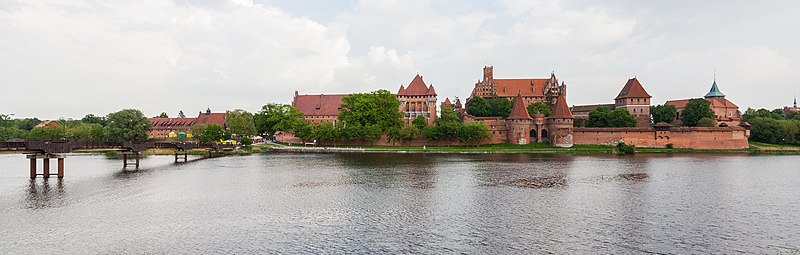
[704,76,725,98]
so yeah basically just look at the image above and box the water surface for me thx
[0,153,798,254]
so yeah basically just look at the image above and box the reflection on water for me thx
[0,153,798,254]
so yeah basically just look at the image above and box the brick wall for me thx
[573,126,749,150]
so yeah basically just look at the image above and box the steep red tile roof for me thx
[196,112,226,126]
[149,117,197,129]
[507,93,532,120]
[615,78,651,99]
[666,98,738,109]
[443,98,452,105]
[398,75,436,96]
[494,79,550,97]
[292,93,346,116]
[550,94,574,119]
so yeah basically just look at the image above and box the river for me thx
[0,153,798,254]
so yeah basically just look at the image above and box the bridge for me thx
[0,141,236,179]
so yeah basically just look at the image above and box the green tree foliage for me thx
[388,125,420,144]
[293,123,314,143]
[155,112,169,118]
[749,117,799,145]
[650,104,677,124]
[226,109,257,137]
[458,122,491,146]
[412,115,428,130]
[586,106,637,127]
[339,89,403,131]
[105,109,152,142]
[15,118,41,131]
[616,142,636,154]
[697,117,717,127]
[254,103,305,135]
[526,102,551,117]
[680,98,715,126]
[27,126,66,140]
[0,127,28,141]
[81,114,107,126]
[193,124,230,143]
[65,123,105,141]
[465,96,513,117]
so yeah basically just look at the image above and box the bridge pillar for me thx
[29,158,36,179]
[42,158,50,178]
[123,153,128,166]
[135,152,140,168]
[57,157,65,178]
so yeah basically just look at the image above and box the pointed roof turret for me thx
[443,98,452,105]
[427,84,437,95]
[507,92,532,120]
[401,74,434,95]
[397,85,406,95]
[550,94,574,119]
[704,79,726,98]
[615,77,651,99]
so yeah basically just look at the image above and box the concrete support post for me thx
[57,158,65,178]
[42,158,50,178]
[30,158,36,179]
[123,154,128,167]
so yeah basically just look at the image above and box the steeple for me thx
[704,74,726,98]
[794,95,798,110]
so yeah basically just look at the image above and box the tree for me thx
[65,123,105,141]
[81,114,107,126]
[681,98,715,126]
[0,127,28,141]
[697,117,717,127]
[466,96,492,116]
[105,109,152,142]
[527,102,551,117]
[193,124,229,143]
[650,104,677,124]
[412,115,428,130]
[226,109,257,137]
[749,117,799,145]
[586,106,636,127]
[154,112,169,118]
[458,122,490,146]
[254,103,305,135]
[489,96,513,117]
[0,114,13,128]
[15,118,41,131]
[178,111,186,118]
[339,89,403,131]
[27,126,65,140]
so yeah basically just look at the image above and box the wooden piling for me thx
[30,158,36,179]
[42,158,50,178]
[57,158,64,178]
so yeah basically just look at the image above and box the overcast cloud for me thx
[1,0,798,119]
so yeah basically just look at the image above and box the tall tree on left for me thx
[105,109,152,142]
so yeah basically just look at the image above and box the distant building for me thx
[148,108,227,138]
[34,120,60,129]
[571,77,652,127]
[397,75,437,125]
[783,96,798,114]
[291,92,346,125]
[470,66,565,106]
[666,78,741,126]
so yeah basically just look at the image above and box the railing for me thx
[0,141,236,154]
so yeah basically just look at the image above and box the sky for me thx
[1,0,799,119]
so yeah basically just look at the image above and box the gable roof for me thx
[494,78,550,97]
[443,98,452,105]
[292,93,346,116]
[35,120,60,128]
[196,112,226,126]
[398,75,436,96]
[550,94,574,119]
[615,78,651,99]
[149,117,197,129]
[507,93,532,120]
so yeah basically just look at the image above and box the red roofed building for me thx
[614,77,652,127]
[470,66,565,106]
[292,91,346,125]
[34,120,61,129]
[397,74,438,125]
[147,108,227,138]
[665,78,741,126]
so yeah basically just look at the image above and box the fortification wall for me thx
[573,127,749,150]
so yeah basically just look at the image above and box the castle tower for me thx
[614,77,652,127]
[397,75,438,125]
[506,92,534,145]
[545,93,574,148]
[704,77,726,99]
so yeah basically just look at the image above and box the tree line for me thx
[742,107,800,145]
[1,110,152,142]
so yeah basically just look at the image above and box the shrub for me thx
[665,143,674,149]
[616,142,636,154]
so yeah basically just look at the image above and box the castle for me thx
[289,65,750,150]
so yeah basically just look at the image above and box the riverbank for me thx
[264,142,800,155]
